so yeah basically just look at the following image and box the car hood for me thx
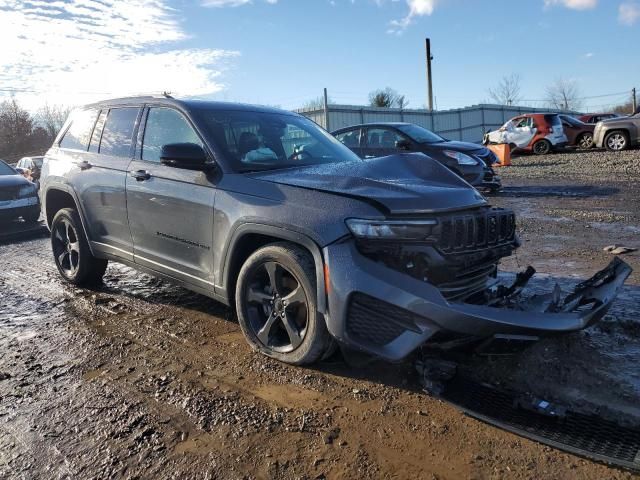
[428,140,486,153]
[248,153,487,215]
[0,173,32,188]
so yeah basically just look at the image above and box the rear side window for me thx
[60,109,100,151]
[99,108,139,157]
[142,108,202,163]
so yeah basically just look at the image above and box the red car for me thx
[578,113,622,124]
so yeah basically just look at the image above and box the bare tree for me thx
[545,78,582,111]
[37,103,72,138]
[488,74,522,106]
[0,98,54,161]
[368,87,407,108]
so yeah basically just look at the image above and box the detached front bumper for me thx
[323,240,631,361]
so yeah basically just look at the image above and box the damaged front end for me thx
[324,206,632,360]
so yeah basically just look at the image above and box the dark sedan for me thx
[0,159,40,223]
[332,123,501,192]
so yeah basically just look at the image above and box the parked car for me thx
[0,159,40,223]
[332,123,502,192]
[40,97,630,365]
[558,115,595,149]
[578,113,622,124]
[16,156,44,187]
[486,113,568,155]
[593,113,640,151]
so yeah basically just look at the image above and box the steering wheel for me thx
[288,150,312,162]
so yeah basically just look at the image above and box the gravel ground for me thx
[0,149,639,479]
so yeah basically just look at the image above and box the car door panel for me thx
[126,106,216,290]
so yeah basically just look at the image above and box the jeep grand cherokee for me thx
[40,97,631,365]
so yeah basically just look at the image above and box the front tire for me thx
[604,131,628,151]
[235,242,331,365]
[51,208,107,285]
[532,139,551,155]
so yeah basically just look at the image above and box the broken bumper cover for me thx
[323,240,631,361]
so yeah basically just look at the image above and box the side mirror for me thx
[395,139,412,150]
[160,143,211,170]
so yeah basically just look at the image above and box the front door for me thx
[362,127,407,158]
[506,117,537,148]
[126,106,216,291]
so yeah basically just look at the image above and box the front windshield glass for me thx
[0,160,16,176]
[396,124,445,144]
[563,116,585,127]
[194,109,362,172]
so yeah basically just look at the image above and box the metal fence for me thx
[297,104,575,144]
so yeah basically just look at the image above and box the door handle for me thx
[78,160,92,170]
[131,170,151,181]
[364,155,376,159]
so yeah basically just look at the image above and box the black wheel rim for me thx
[244,261,308,353]
[534,141,549,154]
[52,218,80,278]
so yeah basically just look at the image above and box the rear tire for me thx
[604,131,628,151]
[577,133,594,150]
[51,208,108,285]
[235,242,331,365]
[532,139,551,155]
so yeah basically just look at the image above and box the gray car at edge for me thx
[39,96,631,365]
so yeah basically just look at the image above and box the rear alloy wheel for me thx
[577,133,594,150]
[236,243,331,365]
[532,139,551,155]
[51,208,107,285]
[604,131,628,151]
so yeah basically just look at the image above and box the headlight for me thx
[18,184,37,198]
[346,218,437,241]
[443,150,478,166]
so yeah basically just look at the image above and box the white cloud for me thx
[0,0,239,109]
[619,1,640,25]
[543,0,597,10]
[388,0,438,34]
[201,0,277,6]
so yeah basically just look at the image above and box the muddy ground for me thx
[1,149,639,479]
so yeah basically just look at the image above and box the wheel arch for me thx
[222,224,328,314]
[44,185,96,256]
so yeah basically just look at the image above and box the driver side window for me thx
[142,108,203,163]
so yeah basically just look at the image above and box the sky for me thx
[0,0,638,112]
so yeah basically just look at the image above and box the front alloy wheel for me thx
[235,243,331,365]
[605,132,628,151]
[245,261,308,353]
[578,133,594,149]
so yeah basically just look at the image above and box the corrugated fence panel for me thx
[297,104,579,144]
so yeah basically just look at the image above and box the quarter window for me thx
[142,108,203,163]
[60,109,100,151]
[99,108,139,157]
[88,110,107,153]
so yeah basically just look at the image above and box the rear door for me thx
[57,107,138,260]
[126,106,216,290]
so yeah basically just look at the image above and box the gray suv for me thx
[40,96,631,365]
[593,114,640,151]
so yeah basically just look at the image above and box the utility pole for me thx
[426,38,434,112]
[633,87,637,114]
[323,87,330,131]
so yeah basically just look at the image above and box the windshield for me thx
[194,110,362,172]
[396,124,445,144]
[0,160,16,176]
